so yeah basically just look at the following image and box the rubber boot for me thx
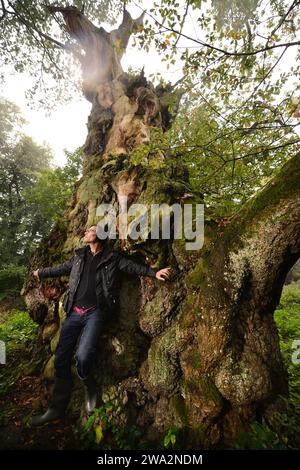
[31,377,73,426]
[82,375,98,414]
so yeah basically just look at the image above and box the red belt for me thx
[73,305,96,315]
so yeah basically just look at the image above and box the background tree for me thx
[24,147,83,228]
[0,97,82,309]
[0,97,53,265]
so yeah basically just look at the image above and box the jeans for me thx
[54,307,105,381]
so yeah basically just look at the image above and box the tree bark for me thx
[21,6,300,448]
[179,155,300,445]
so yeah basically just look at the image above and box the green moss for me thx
[187,350,202,370]
[148,325,181,392]
[170,394,190,426]
[246,154,300,216]
[76,169,104,205]
[186,258,209,288]
[142,288,166,328]
[221,152,300,250]
[137,164,188,206]
[172,237,186,254]
[186,374,224,406]
[199,376,223,405]
[188,423,208,447]
[43,355,55,379]
[63,235,82,253]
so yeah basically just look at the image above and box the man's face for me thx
[83,225,97,243]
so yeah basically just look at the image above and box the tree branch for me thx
[173,0,190,48]
[7,1,68,51]
[0,0,7,21]
[269,0,300,37]
[139,4,300,57]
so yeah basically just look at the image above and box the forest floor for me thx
[1,285,300,450]
[0,296,80,450]
[0,370,80,450]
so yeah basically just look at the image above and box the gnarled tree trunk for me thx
[21,6,300,448]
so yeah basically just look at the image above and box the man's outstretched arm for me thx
[33,255,75,280]
[117,253,171,281]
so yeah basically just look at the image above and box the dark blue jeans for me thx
[54,307,105,381]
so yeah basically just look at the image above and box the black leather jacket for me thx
[38,242,159,317]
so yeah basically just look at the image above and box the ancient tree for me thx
[21,6,300,448]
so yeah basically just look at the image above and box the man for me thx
[31,224,171,426]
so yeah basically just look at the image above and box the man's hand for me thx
[33,269,40,280]
[155,267,171,281]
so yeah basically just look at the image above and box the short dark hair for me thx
[89,224,108,244]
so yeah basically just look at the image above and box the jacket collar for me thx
[74,246,88,258]
[75,241,114,265]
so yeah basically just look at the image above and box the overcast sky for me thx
[1,1,298,166]
[1,2,188,166]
